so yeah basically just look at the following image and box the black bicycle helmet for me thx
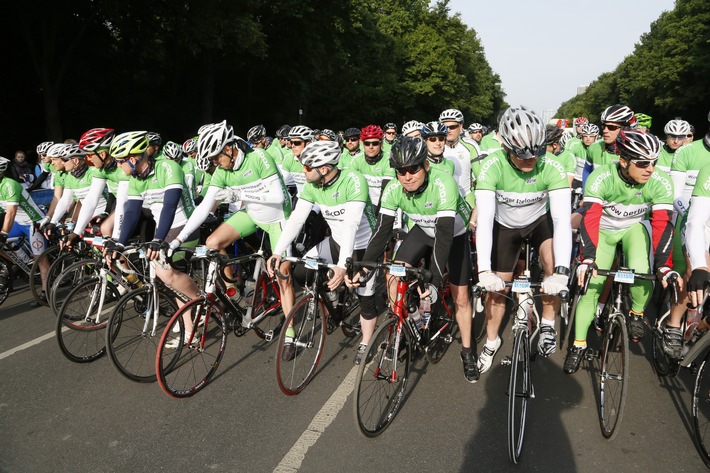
[389,136,428,169]
[544,124,565,146]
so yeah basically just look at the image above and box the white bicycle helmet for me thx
[197,120,235,161]
[36,141,55,156]
[299,141,341,168]
[616,129,661,161]
[664,119,691,136]
[401,120,423,136]
[288,125,315,142]
[600,104,635,125]
[0,156,10,172]
[247,124,266,143]
[439,108,464,124]
[498,106,546,159]
[109,131,149,159]
[581,123,600,136]
[182,137,197,155]
[162,141,184,161]
[468,123,484,132]
[47,143,85,160]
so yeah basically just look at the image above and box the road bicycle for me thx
[273,255,362,395]
[0,236,36,306]
[155,242,283,398]
[349,260,456,437]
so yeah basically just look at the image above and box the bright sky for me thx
[447,0,677,121]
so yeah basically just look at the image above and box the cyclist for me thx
[564,130,677,373]
[146,132,163,159]
[266,141,377,363]
[567,120,593,189]
[439,108,481,201]
[351,136,479,382]
[635,112,653,133]
[281,126,315,195]
[686,146,710,313]
[421,122,455,177]
[573,117,589,138]
[339,127,363,170]
[468,123,484,144]
[382,123,398,154]
[545,124,576,186]
[475,106,572,373]
[0,156,50,298]
[658,120,691,174]
[583,104,636,184]
[168,121,294,313]
[28,141,55,193]
[348,125,395,209]
[401,120,423,139]
[182,137,210,202]
[318,129,337,142]
[162,141,197,202]
[247,125,267,149]
[670,116,710,216]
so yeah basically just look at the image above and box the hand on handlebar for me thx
[657,266,682,290]
[267,255,282,278]
[328,266,346,291]
[576,259,597,287]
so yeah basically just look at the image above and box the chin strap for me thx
[404,172,429,197]
[71,161,88,179]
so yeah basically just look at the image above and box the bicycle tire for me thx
[105,286,179,383]
[353,317,411,437]
[599,313,629,439]
[155,296,227,398]
[252,272,284,341]
[55,277,120,363]
[0,260,10,306]
[338,288,362,338]
[425,289,455,364]
[472,289,487,343]
[508,329,531,463]
[45,252,85,310]
[692,350,710,468]
[29,245,61,306]
[275,293,327,395]
[49,258,99,315]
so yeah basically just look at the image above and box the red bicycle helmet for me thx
[360,124,384,141]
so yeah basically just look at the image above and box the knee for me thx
[359,295,377,320]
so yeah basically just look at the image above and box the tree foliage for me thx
[2,0,505,154]
[556,0,710,132]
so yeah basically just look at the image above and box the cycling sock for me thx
[540,318,555,328]
[461,346,471,354]
[573,339,587,348]
[285,327,295,338]
[485,337,500,349]
[630,309,644,317]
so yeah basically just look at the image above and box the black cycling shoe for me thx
[628,314,645,342]
[281,340,296,362]
[662,326,683,359]
[563,345,587,374]
[461,351,480,383]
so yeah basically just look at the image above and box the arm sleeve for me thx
[176,185,221,242]
[474,189,496,272]
[239,174,286,204]
[549,188,572,270]
[50,188,76,224]
[378,178,391,206]
[362,213,396,263]
[272,199,314,256]
[686,196,710,270]
[579,200,603,261]
[670,171,686,202]
[27,171,48,192]
[72,178,108,236]
[650,207,674,270]
[118,199,143,245]
[336,201,366,268]
[111,180,130,240]
[431,216,455,287]
[581,162,594,187]
[154,188,182,241]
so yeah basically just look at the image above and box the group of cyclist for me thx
[2,103,710,387]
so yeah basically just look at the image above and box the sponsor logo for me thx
[243,169,254,179]
[323,208,346,218]
[477,155,499,183]
[425,202,433,209]
[525,178,536,185]
[589,170,612,193]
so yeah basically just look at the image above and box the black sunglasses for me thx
[395,163,424,176]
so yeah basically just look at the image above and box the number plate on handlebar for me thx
[512,279,531,293]
[614,270,635,284]
[305,258,319,270]
[195,245,208,256]
[139,249,146,259]
[92,237,104,246]
[390,264,407,277]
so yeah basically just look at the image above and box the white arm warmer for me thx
[51,188,76,224]
[549,188,572,270]
[686,196,710,270]
[72,178,107,235]
[272,199,314,256]
[176,185,221,243]
[335,201,366,268]
[474,190,496,272]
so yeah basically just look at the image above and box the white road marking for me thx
[273,366,358,473]
[0,330,61,360]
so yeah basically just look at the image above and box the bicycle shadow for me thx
[461,352,582,471]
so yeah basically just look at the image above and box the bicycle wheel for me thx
[276,293,327,395]
[472,290,487,343]
[106,286,179,383]
[339,288,362,338]
[353,317,411,437]
[49,258,99,315]
[425,289,455,364]
[29,244,60,305]
[0,260,10,306]
[692,351,710,467]
[45,252,84,310]
[599,313,629,439]
[252,272,284,341]
[56,277,120,363]
[156,296,227,398]
[508,329,531,463]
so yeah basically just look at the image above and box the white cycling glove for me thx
[542,273,569,295]
[478,271,505,292]
[215,188,241,203]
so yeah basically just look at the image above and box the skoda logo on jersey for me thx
[525,178,536,185]
[332,192,340,199]
[243,169,254,179]
[635,192,643,198]
[425,202,433,209]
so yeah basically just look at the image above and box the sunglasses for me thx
[385,131,396,135]
[631,159,657,169]
[446,124,460,130]
[603,124,621,131]
[668,135,684,141]
[290,140,304,146]
[426,136,446,142]
[363,140,381,147]
[395,163,424,176]
[346,137,360,142]
[687,134,694,138]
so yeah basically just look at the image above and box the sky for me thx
[446,0,677,121]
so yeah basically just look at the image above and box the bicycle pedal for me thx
[263,330,274,342]
[501,356,512,366]
[584,349,599,361]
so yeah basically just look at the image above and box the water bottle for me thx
[244,279,255,308]
[410,308,422,331]
[685,307,701,342]
[419,297,431,329]
[14,248,33,267]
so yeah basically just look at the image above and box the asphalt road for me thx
[0,281,707,473]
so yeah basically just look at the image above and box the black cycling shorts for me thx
[491,214,552,273]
